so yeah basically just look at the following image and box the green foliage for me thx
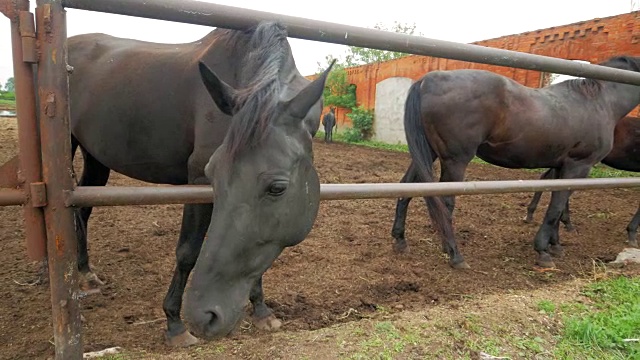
[0,91,16,101]
[315,21,420,139]
[318,22,416,114]
[4,77,14,92]
[344,105,374,142]
[0,89,16,110]
[319,57,356,109]
[343,22,422,67]
[317,21,421,70]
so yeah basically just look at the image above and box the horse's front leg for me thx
[163,202,212,347]
[625,202,640,248]
[559,192,575,232]
[533,164,590,268]
[525,168,574,231]
[249,276,282,331]
[525,169,554,223]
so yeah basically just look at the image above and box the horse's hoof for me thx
[564,224,575,232]
[523,215,533,223]
[165,330,200,347]
[79,271,104,295]
[450,260,470,269]
[392,241,408,254]
[628,240,639,248]
[252,314,282,332]
[536,252,556,269]
[549,244,565,257]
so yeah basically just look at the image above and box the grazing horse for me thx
[67,22,333,346]
[525,115,640,248]
[322,106,337,142]
[390,55,640,269]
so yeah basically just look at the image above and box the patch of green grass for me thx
[588,164,640,179]
[555,276,640,359]
[347,321,420,360]
[0,98,15,109]
[514,335,546,354]
[537,299,556,315]
[316,130,409,153]
[100,354,132,360]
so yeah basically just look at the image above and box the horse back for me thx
[67,33,220,184]
[418,70,518,138]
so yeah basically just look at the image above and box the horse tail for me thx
[404,79,433,183]
[403,78,456,245]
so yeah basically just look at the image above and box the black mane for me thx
[562,55,640,97]
[219,21,291,161]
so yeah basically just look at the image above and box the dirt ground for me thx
[0,117,638,359]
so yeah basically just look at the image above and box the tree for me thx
[315,21,420,109]
[316,55,356,110]
[5,77,14,92]
[315,21,421,140]
[343,21,422,67]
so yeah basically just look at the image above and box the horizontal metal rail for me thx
[66,177,640,207]
[61,0,640,85]
[0,189,26,206]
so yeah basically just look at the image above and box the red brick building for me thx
[311,11,640,128]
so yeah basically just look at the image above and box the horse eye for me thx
[267,181,288,196]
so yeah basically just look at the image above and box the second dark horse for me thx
[525,115,640,248]
[391,55,640,269]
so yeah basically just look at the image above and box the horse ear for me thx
[284,59,336,120]
[199,61,238,116]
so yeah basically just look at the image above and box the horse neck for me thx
[603,80,640,120]
[196,30,253,84]
[196,29,295,90]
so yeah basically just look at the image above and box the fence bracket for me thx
[30,182,47,207]
[19,10,38,63]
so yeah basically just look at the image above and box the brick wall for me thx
[310,11,640,128]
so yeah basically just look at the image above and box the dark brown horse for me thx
[525,115,640,248]
[322,106,337,142]
[391,55,640,269]
[67,22,333,346]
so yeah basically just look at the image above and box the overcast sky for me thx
[0,0,637,86]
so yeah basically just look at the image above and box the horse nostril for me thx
[205,309,223,332]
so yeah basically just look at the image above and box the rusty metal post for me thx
[35,0,83,359]
[8,0,48,261]
[0,188,27,205]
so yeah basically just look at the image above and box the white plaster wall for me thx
[373,77,413,145]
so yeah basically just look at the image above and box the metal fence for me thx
[1,0,640,358]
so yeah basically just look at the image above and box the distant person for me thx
[322,106,337,143]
